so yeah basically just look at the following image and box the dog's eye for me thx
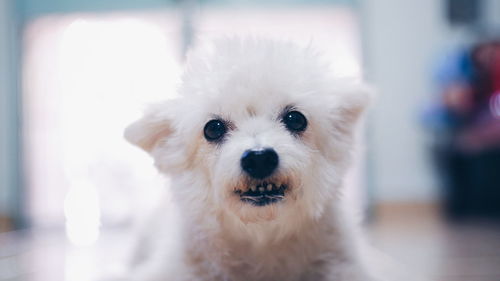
[204,119,227,142]
[282,111,307,133]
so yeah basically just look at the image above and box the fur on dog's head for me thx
[125,37,370,231]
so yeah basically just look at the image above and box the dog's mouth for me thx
[234,182,287,207]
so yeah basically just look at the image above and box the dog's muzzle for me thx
[238,148,287,206]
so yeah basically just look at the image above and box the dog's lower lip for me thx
[236,183,287,207]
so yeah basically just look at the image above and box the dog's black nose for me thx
[241,148,279,179]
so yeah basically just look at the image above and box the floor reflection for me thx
[1,206,499,281]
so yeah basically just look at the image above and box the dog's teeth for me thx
[250,185,256,192]
[259,187,265,192]
[267,184,272,191]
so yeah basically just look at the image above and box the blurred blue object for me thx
[422,47,472,131]
[433,48,472,87]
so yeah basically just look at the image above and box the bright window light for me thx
[24,14,181,245]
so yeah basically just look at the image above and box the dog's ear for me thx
[333,82,373,125]
[124,102,174,153]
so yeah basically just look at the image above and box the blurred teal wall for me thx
[20,0,355,21]
[0,0,10,218]
[20,0,174,21]
[0,0,22,228]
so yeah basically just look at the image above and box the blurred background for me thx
[1,0,500,280]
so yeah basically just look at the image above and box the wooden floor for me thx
[368,203,500,281]
[0,204,499,281]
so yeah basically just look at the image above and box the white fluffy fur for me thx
[123,37,394,281]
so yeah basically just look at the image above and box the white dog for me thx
[124,37,386,281]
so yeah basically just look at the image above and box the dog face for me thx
[125,38,369,225]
